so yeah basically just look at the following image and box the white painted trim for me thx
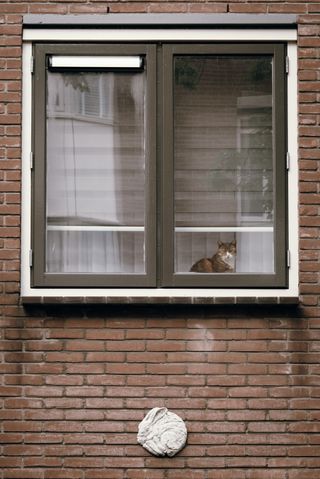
[20,37,299,299]
[286,42,299,297]
[23,28,297,42]
[21,43,33,298]
[20,287,296,298]
[47,226,144,232]
[176,227,273,233]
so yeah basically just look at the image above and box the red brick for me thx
[44,470,83,479]
[269,3,307,13]
[109,3,148,13]
[149,3,188,13]
[65,363,105,374]
[69,5,109,14]
[45,352,84,362]
[65,340,105,351]
[45,375,83,386]
[207,472,245,479]
[86,352,125,362]
[84,471,124,479]
[229,4,267,13]
[5,375,43,386]
[85,398,125,409]
[188,4,227,13]
[128,375,165,386]
[0,6,319,479]
[86,329,124,340]
[28,4,68,14]
[65,386,104,397]
[44,398,83,409]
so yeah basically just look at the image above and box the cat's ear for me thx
[231,240,236,246]
[217,241,223,247]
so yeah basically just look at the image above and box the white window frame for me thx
[21,27,298,299]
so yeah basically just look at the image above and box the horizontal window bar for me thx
[47,226,145,232]
[175,226,273,232]
[49,55,143,69]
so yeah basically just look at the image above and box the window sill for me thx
[20,295,299,305]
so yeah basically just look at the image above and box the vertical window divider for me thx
[156,42,163,288]
[144,44,158,286]
[161,44,175,286]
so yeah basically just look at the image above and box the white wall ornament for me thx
[137,407,187,457]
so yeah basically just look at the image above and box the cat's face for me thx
[217,241,237,259]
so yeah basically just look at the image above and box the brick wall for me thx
[1,1,320,478]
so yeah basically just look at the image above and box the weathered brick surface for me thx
[1,1,320,478]
[1,308,320,478]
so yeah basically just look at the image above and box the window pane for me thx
[46,69,146,273]
[47,230,144,274]
[174,55,274,274]
[176,231,273,274]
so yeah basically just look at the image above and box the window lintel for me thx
[23,13,297,30]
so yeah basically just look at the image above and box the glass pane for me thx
[47,230,144,274]
[174,55,274,274]
[176,231,273,274]
[46,68,146,274]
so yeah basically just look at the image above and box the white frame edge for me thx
[23,28,297,42]
[286,42,299,297]
[21,42,33,298]
[21,32,299,298]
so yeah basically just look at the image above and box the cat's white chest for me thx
[223,253,235,269]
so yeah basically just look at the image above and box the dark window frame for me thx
[31,41,288,289]
[161,43,287,288]
[32,43,157,288]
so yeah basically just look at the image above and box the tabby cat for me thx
[190,240,237,273]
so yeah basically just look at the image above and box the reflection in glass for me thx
[174,55,274,274]
[46,69,146,273]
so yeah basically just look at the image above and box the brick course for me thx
[1,1,320,478]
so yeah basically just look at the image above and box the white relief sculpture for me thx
[137,407,187,457]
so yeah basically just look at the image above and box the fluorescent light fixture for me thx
[49,55,143,69]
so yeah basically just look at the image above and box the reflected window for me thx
[46,69,145,274]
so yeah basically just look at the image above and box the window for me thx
[22,15,298,299]
[162,44,286,288]
[32,44,156,287]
